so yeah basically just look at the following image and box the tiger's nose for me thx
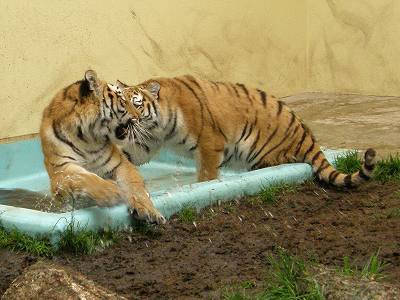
[128,117,139,124]
[125,105,141,120]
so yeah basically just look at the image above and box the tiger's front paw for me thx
[128,206,166,225]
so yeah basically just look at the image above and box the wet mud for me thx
[1,181,399,299]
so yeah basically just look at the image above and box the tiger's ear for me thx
[107,83,119,93]
[84,70,101,97]
[116,80,128,90]
[145,81,161,99]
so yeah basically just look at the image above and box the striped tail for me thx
[304,147,377,187]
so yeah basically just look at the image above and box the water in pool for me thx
[0,166,200,213]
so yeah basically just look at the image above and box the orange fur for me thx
[40,70,165,224]
[111,75,376,187]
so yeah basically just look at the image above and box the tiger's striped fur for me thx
[111,75,376,186]
[40,70,165,224]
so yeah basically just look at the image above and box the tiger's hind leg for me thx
[196,141,225,182]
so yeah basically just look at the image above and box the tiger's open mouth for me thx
[115,118,142,141]
[114,118,152,146]
[115,121,130,140]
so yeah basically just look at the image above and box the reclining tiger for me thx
[107,75,376,186]
[40,70,165,224]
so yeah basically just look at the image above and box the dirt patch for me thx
[1,181,400,299]
[313,265,400,300]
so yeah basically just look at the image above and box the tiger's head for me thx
[54,70,152,146]
[77,70,140,123]
[107,80,161,144]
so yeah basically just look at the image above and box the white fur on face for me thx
[107,83,123,97]
[108,83,144,107]
[132,93,143,106]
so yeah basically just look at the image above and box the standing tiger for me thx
[108,75,376,187]
[40,70,165,224]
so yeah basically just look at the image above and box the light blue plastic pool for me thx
[0,138,344,242]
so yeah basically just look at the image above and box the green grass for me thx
[223,250,324,300]
[262,250,324,300]
[258,182,297,204]
[387,208,400,219]
[339,251,387,280]
[58,220,120,255]
[222,280,257,300]
[224,250,388,300]
[373,154,400,183]
[334,151,362,174]
[0,219,120,256]
[223,291,250,300]
[0,225,54,257]
[334,151,400,183]
[361,251,387,279]
[340,256,355,276]
[241,280,257,289]
[177,206,197,223]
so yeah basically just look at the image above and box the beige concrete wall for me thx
[307,0,400,95]
[2,0,399,140]
[0,0,307,140]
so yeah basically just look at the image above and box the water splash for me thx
[0,188,95,212]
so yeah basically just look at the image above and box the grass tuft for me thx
[334,151,362,174]
[258,182,297,204]
[263,249,324,300]
[373,154,400,183]
[0,225,54,257]
[223,291,249,300]
[340,256,355,276]
[240,280,257,290]
[339,251,386,280]
[334,151,400,183]
[177,206,197,223]
[361,251,387,280]
[223,250,324,300]
[222,281,256,300]
[0,219,120,256]
[387,208,400,219]
[58,220,120,255]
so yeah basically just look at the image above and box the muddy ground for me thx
[1,181,399,299]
